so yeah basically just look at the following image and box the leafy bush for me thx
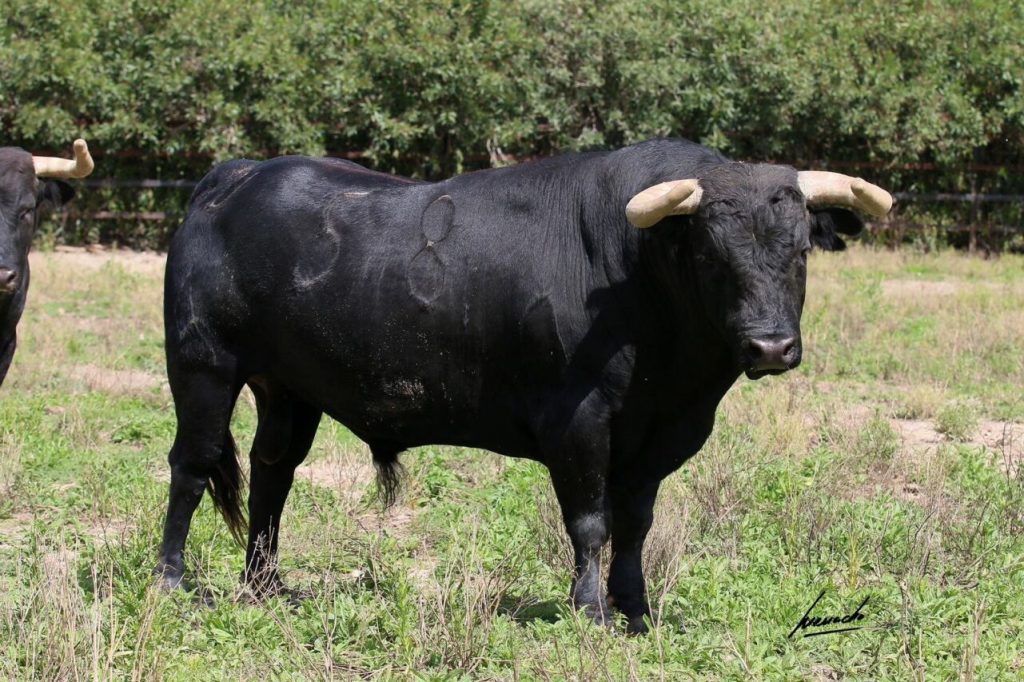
[2,0,1021,247]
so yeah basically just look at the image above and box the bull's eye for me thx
[19,207,33,221]
[771,189,799,206]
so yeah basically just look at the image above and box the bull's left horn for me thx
[626,179,702,228]
[797,171,893,217]
[33,139,95,179]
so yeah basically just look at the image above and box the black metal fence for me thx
[51,154,1024,254]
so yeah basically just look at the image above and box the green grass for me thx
[935,402,981,443]
[1,246,1022,680]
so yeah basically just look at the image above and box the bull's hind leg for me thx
[244,379,322,598]
[155,369,244,592]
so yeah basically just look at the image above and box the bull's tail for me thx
[371,445,404,508]
[206,433,247,545]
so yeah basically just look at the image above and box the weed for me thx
[935,402,980,442]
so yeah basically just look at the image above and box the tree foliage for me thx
[2,0,1021,246]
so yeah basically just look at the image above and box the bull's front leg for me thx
[607,478,660,634]
[0,332,16,388]
[547,425,612,626]
[553,484,611,625]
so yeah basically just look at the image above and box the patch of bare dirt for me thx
[296,454,419,537]
[892,419,943,450]
[65,316,116,335]
[296,453,437,589]
[0,512,36,546]
[892,417,937,501]
[77,515,135,546]
[843,416,941,504]
[976,420,1024,450]
[882,279,961,298]
[892,418,1023,461]
[857,417,1024,504]
[297,455,372,503]
[34,245,166,275]
[977,420,1024,476]
[68,363,165,396]
[0,511,132,550]
[810,665,841,681]
[881,277,1024,300]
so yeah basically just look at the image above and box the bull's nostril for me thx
[0,268,17,291]
[745,335,799,372]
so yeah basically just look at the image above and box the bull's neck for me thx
[626,226,737,391]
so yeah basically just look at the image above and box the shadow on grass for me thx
[500,592,688,633]
[499,593,564,624]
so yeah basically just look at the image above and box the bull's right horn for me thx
[626,179,702,228]
[797,171,893,217]
[33,139,95,179]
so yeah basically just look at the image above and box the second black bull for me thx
[0,140,93,386]
[155,137,892,632]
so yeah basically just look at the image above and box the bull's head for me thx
[0,139,92,294]
[0,139,93,383]
[626,165,892,379]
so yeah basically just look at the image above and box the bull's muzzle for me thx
[743,335,801,379]
[0,267,18,295]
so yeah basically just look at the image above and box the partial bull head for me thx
[0,139,93,384]
[626,163,892,379]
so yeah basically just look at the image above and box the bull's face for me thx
[690,164,864,378]
[626,162,891,380]
[0,148,76,308]
[0,140,92,296]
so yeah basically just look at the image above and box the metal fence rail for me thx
[82,179,199,189]
[893,192,1024,204]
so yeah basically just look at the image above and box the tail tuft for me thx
[371,447,404,508]
[206,434,247,545]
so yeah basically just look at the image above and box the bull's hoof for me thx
[153,564,185,592]
[153,566,215,607]
[576,598,614,629]
[244,586,308,609]
[242,572,309,608]
[625,613,650,635]
[607,592,653,635]
[280,586,311,609]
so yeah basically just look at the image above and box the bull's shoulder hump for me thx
[307,157,423,189]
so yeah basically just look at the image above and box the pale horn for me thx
[797,171,892,217]
[625,179,702,228]
[33,139,95,179]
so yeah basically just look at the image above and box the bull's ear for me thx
[810,208,863,252]
[36,180,75,214]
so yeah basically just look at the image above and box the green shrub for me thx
[935,401,980,442]
[2,0,1021,248]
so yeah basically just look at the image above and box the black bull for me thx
[156,138,875,632]
[0,147,76,387]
